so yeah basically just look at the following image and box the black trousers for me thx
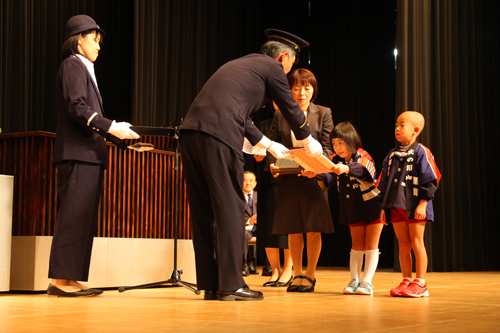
[244,229,256,264]
[180,130,246,292]
[48,161,103,281]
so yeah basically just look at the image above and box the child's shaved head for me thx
[400,111,425,132]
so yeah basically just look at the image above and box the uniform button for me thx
[398,168,401,172]
[394,179,398,183]
[346,195,350,198]
[400,158,403,161]
[346,184,350,187]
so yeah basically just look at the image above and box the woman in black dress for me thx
[270,69,334,292]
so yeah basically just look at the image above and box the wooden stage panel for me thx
[0,131,191,239]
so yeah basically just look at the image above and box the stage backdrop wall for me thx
[1,0,499,271]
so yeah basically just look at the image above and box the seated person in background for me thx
[243,171,259,276]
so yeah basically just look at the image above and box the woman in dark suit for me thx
[47,15,138,297]
[270,69,334,292]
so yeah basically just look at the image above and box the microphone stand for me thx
[118,122,199,295]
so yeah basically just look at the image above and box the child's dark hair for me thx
[330,122,362,154]
[61,29,102,59]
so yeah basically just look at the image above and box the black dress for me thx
[270,103,335,235]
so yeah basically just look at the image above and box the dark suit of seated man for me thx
[243,171,258,276]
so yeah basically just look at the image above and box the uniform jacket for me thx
[53,55,113,167]
[377,142,441,222]
[318,149,381,225]
[181,53,311,155]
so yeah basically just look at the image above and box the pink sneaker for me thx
[390,279,411,297]
[401,280,429,298]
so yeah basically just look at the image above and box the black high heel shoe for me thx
[298,276,316,292]
[286,275,304,292]
[274,276,292,287]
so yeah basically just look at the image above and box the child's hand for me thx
[414,200,428,220]
[299,170,316,178]
[380,210,386,224]
[330,164,349,175]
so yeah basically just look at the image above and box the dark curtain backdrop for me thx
[131,0,397,268]
[0,0,133,134]
[396,0,500,271]
[1,0,499,271]
[131,0,318,127]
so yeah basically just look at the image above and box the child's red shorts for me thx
[390,207,426,224]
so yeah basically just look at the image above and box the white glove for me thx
[299,135,322,157]
[256,135,293,159]
[267,141,293,159]
[108,121,140,139]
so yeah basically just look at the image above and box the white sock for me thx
[350,249,364,281]
[362,249,379,284]
[403,277,413,282]
[414,278,425,284]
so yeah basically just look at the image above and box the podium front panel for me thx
[0,131,192,239]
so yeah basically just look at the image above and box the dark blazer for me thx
[53,55,113,167]
[269,103,334,159]
[244,191,258,222]
[181,53,311,154]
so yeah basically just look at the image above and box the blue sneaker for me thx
[343,279,359,294]
[356,281,373,295]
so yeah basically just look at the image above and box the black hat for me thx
[65,15,105,41]
[264,29,309,62]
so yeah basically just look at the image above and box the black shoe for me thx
[299,276,316,292]
[286,276,304,292]
[242,263,250,276]
[274,276,292,287]
[263,280,277,287]
[47,284,95,297]
[88,288,103,295]
[262,263,272,276]
[204,289,218,300]
[218,284,264,301]
[249,265,259,275]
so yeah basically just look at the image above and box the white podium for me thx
[0,175,14,291]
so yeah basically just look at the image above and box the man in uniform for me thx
[180,29,322,301]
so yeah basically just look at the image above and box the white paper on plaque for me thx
[276,158,300,169]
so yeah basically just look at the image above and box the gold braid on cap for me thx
[269,35,300,52]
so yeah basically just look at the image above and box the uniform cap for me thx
[264,29,309,53]
[65,15,105,41]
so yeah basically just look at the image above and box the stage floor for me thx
[1,267,499,332]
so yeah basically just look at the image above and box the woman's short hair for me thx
[61,29,102,59]
[287,68,318,102]
[330,122,362,154]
